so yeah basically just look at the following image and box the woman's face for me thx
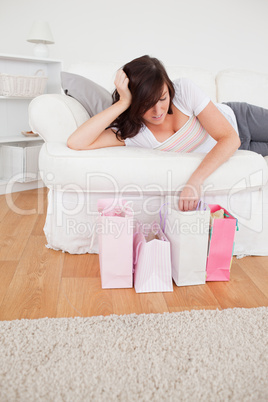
[142,84,170,126]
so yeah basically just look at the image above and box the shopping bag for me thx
[133,221,173,293]
[163,201,210,286]
[97,198,134,289]
[206,205,238,281]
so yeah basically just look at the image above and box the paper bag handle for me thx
[159,202,169,233]
[196,200,208,211]
[97,199,133,217]
[133,241,142,266]
[89,215,101,251]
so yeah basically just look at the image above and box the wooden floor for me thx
[0,188,268,321]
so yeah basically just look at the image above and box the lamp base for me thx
[33,43,49,58]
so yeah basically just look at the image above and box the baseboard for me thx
[0,179,46,195]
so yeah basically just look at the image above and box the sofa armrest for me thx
[28,94,90,143]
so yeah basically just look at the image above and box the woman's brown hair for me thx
[110,55,175,140]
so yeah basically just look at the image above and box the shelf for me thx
[0,135,43,143]
[0,95,36,100]
[0,53,60,194]
[0,53,61,64]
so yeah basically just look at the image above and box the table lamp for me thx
[27,21,55,58]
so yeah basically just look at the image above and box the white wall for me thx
[1,0,268,74]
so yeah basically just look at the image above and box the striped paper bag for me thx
[133,221,173,293]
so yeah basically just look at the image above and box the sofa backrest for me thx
[67,62,217,102]
[67,61,122,93]
[67,61,268,109]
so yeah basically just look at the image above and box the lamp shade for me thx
[27,21,54,44]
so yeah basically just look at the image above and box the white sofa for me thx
[29,62,268,257]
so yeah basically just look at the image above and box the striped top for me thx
[153,115,209,153]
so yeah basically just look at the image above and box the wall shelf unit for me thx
[0,53,62,194]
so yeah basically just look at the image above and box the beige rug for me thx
[0,307,267,401]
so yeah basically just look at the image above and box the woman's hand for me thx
[178,178,202,211]
[114,69,132,109]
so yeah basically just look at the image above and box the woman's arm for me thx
[67,69,132,150]
[179,101,241,211]
[67,102,127,150]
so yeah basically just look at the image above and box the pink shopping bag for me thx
[206,204,238,281]
[97,198,134,289]
[133,221,173,293]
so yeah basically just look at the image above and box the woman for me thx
[67,55,266,211]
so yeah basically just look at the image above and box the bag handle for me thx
[132,228,143,273]
[196,199,208,211]
[133,221,167,271]
[159,202,169,233]
[132,224,150,269]
[97,198,133,217]
[159,199,208,233]
[88,214,101,250]
[133,240,142,267]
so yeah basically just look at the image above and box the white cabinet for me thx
[0,140,44,183]
[0,53,62,194]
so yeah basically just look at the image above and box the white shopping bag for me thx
[163,201,210,286]
[133,221,173,293]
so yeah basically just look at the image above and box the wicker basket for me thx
[0,69,48,97]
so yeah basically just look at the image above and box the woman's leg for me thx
[224,102,268,156]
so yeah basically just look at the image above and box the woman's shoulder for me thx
[172,77,197,104]
[172,78,195,115]
[172,77,193,89]
[172,77,210,116]
[172,77,200,97]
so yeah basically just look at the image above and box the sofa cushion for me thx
[39,144,268,194]
[216,69,268,109]
[61,71,113,117]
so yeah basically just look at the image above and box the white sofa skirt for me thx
[44,185,268,258]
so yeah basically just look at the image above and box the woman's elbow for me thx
[228,130,241,151]
[67,136,81,150]
[235,135,241,150]
[67,137,75,150]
